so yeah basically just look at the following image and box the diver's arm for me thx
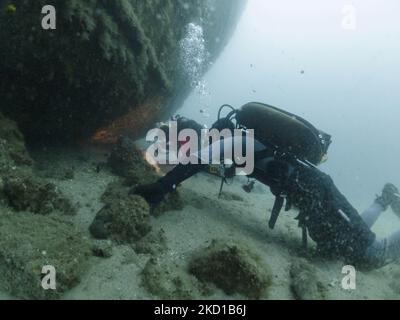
[132,163,207,206]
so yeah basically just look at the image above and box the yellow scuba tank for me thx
[236,102,331,165]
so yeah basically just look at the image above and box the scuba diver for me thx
[132,102,400,269]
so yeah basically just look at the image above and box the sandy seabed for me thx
[1,145,400,300]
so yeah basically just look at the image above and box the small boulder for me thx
[91,240,113,258]
[101,179,184,218]
[133,229,168,255]
[107,136,159,185]
[100,179,130,205]
[152,190,184,217]
[0,113,75,216]
[89,195,151,243]
[3,172,76,215]
[141,258,204,299]
[189,240,272,299]
[289,258,327,300]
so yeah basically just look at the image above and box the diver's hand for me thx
[130,182,167,206]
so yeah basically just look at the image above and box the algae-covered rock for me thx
[151,190,185,217]
[133,228,168,256]
[100,179,130,205]
[107,136,159,185]
[0,212,91,299]
[289,258,327,300]
[0,113,75,215]
[0,113,32,173]
[141,258,205,299]
[0,0,245,144]
[3,171,77,215]
[189,240,272,299]
[89,195,151,243]
[101,171,184,217]
[91,240,113,259]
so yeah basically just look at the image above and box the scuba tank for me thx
[236,102,331,165]
[234,102,332,241]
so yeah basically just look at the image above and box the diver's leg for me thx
[361,202,385,229]
[363,238,387,268]
[361,183,400,228]
[366,231,400,265]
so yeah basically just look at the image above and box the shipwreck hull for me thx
[0,0,246,145]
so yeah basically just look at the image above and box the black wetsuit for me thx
[137,115,377,265]
[240,140,376,264]
[156,136,376,265]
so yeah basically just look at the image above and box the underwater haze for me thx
[179,0,400,212]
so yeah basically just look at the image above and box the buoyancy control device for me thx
[236,102,332,165]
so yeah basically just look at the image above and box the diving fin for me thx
[377,183,400,214]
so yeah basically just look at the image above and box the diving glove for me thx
[131,182,170,206]
[376,183,400,215]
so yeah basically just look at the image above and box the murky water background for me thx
[179,0,400,214]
